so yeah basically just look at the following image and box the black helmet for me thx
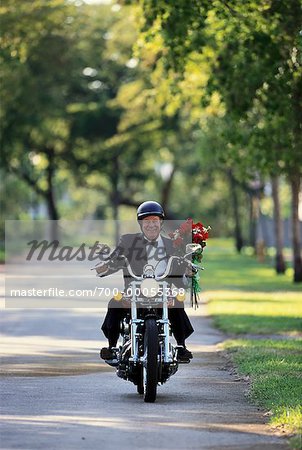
[137,201,165,220]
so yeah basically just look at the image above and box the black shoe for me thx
[100,347,116,360]
[184,347,193,359]
[177,346,193,362]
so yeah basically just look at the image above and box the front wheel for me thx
[137,366,144,395]
[143,318,158,403]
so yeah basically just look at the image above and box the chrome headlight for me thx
[140,278,159,298]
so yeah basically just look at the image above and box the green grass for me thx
[202,239,302,441]
[225,339,302,435]
[207,290,302,335]
[0,248,4,263]
[202,238,300,292]
[203,239,302,335]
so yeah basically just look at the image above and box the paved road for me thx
[0,278,289,449]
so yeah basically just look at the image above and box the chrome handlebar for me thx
[110,255,193,281]
[92,244,203,278]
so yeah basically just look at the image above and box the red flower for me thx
[192,221,209,241]
[179,218,193,235]
[174,237,184,247]
[170,218,210,254]
[202,229,209,240]
[192,222,204,233]
[168,218,210,305]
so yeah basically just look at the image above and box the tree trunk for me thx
[229,173,244,253]
[161,166,176,217]
[249,194,258,252]
[111,157,120,246]
[271,176,286,274]
[290,173,302,282]
[252,193,267,261]
[290,56,302,282]
[45,150,59,241]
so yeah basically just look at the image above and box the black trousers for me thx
[101,298,194,347]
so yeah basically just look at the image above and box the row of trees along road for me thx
[133,0,302,282]
[1,0,301,281]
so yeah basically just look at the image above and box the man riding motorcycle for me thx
[97,201,194,363]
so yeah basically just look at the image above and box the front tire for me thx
[143,318,158,403]
[137,366,144,394]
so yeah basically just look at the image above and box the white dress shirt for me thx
[144,235,167,277]
[144,235,189,285]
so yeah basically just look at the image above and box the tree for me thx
[1,1,147,237]
[1,0,79,234]
[134,0,302,281]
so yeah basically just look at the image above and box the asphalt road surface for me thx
[0,274,289,450]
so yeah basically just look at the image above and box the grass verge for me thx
[224,339,302,434]
[207,290,302,335]
[201,239,302,445]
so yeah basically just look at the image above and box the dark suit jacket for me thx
[101,233,194,343]
[102,233,187,289]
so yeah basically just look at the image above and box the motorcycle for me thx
[95,243,202,403]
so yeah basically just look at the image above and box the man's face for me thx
[141,216,162,241]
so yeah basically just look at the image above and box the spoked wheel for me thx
[143,318,158,403]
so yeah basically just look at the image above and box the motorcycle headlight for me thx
[176,292,186,302]
[140,278,159,298]
[113,291,123,301]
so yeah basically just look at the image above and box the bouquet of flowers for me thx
[169,218,211,307]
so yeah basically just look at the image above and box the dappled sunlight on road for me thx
[0,334,103,356]
[0,333,110,376]
[0,412,285,440]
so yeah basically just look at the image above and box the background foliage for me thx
[1,0,301,278]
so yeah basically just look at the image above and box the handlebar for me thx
[92,241,204,279]
[98,254,194,281]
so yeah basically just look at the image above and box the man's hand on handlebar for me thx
[95,263,109,275]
